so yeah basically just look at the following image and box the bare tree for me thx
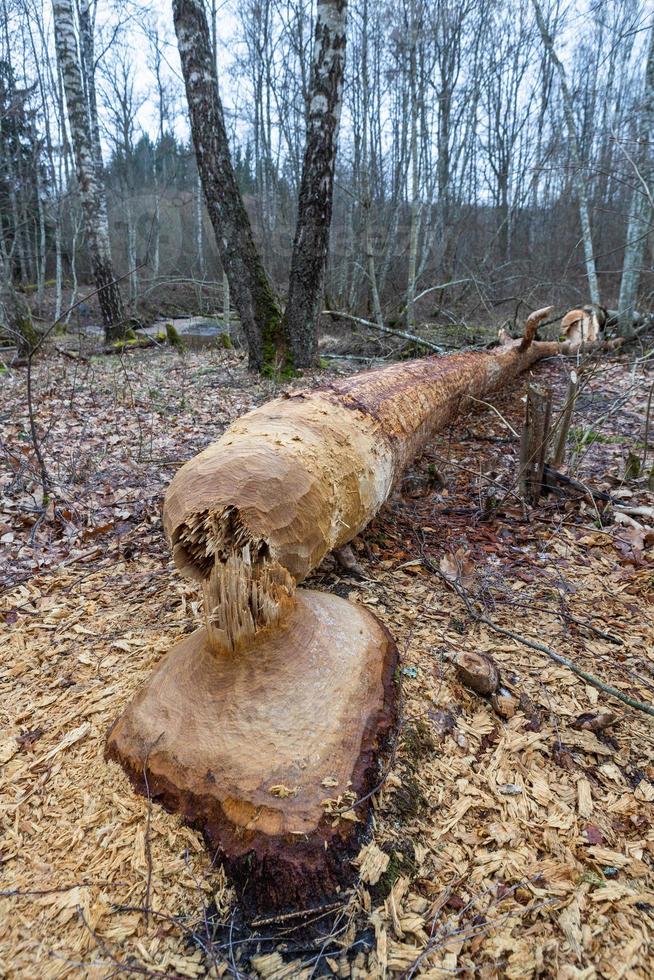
[531,0,601,306]
[618,18,654,337]
[2,0,651,349]
[52,0,127,339]
[172,0,281,371]
[283,0,348,366]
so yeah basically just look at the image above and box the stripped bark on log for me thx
[107,305,595,913]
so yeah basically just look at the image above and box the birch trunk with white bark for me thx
[617,23,654,339]
[172,0,281,371]
[53,0,127,340]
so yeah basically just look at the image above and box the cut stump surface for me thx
[106,590,398,912]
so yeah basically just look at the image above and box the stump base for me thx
[106,590,398,913]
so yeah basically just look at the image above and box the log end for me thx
[519,306,554,350]
[106,589,398,914]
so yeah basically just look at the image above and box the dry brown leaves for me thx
[1,344,654,977]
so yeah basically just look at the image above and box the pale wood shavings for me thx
[2,354,654,977]
[0,559,231,979]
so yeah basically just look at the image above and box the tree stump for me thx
[519,384,552,504]
[107,591,397,913]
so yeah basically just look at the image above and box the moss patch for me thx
[165,322,185,351]
[372,840,418,900]
[261,310,297,379]
[16,313,39,355]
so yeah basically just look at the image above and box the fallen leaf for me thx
[269,784,297,798]
[585,824,605,846]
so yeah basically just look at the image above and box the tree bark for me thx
[552,369,579,468]
[406,30,421,332]
[52,0,127,340]
[283,0,348,367]
[172,0,281,372]
[617,22,654,339]
[519,384,552,504]
[108,308,580,914]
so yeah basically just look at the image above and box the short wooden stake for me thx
[552,369,579,468]
[519,384,552,504]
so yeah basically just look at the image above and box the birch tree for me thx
[531,0,601,306]
[52,0,127,339]
[617,19,654,337]
[404,3,422,331]
[172,0,281,371]
[283,0,348,366]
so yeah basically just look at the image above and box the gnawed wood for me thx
[108,305,584,913]
[455,651,500,695]
[552,369,579,468]
[106,590,397,913]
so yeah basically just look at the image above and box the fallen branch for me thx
[323,309,446,352]
[100,338,161,355]
[413,277,472,304]
[423,554,654,718]
[543,464,615,503]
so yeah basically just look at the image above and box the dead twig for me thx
[323,309,446,353]
[1,881,127,898]
[543,464,615,503]
[422,553,654,718]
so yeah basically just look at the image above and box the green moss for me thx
[625,452,641,480]
[18,279,57,294]
[165,322,184,350]
[373,842,418,900]
[569,427,646,450]
[110,335,140,351]
[219,332,233,350]
[261,308,298,379]
[16,313,39,355]
[391,772,427,821]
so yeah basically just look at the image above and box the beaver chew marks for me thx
[173,504,296,654]
[108,308,570,914]
[202,550,295,653]
[172,503,267,581]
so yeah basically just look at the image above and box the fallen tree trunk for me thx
[107,306,593,913]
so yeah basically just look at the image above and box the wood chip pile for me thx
[1,347,653,977]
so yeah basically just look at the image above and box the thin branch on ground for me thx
[323,309,446,353]
[421,552,654,718]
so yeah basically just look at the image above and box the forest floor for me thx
[1,335,654,978]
